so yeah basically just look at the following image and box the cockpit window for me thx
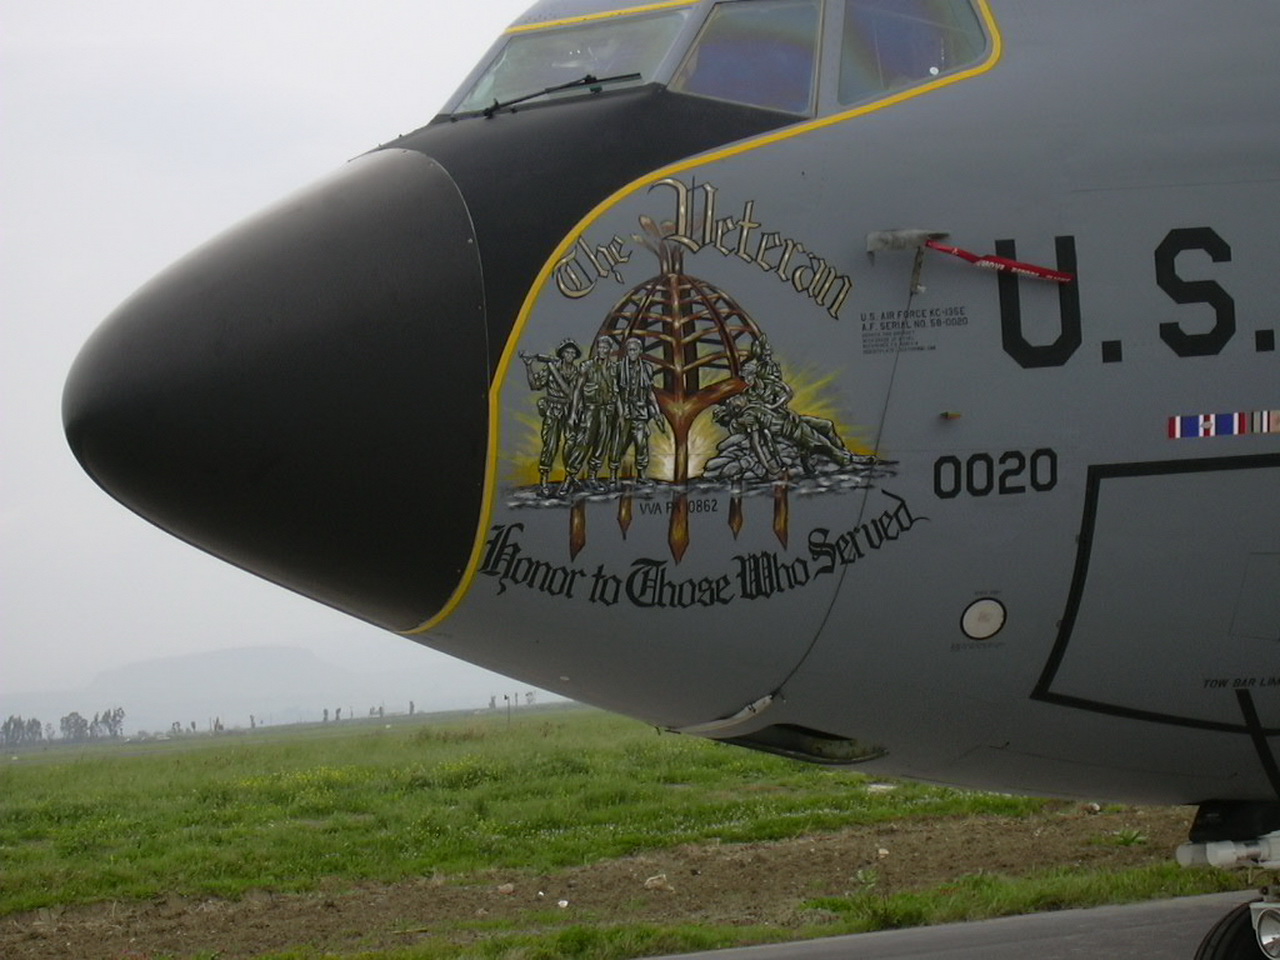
[838,0,986,104]
[671,0,821,115]
[454,11,690,114]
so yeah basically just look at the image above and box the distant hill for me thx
[0,641,557,736]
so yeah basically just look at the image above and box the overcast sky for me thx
[1,1,535,699]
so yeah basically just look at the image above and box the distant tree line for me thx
[5,696,548,746]
[2,707,125,746]
[1,716,45,746]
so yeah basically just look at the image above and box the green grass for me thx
[0,707,1045,915]
[801,862,1248,930]
[1,705,1253,960]
[250,926,758,960]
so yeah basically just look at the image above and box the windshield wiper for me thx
[481,72,642,119]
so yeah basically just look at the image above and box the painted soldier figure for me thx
[560,334,620,494]
[611,336,665,487]
[522,338,582,496]
[739,357,857,474]
[707,346,865,482]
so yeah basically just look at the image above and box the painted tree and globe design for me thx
[514,219,890,561]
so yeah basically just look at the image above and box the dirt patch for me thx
[1,804,1195,959]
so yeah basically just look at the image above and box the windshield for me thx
[454,10,691,114]
[839,0,987,104]
[671,0,820,115]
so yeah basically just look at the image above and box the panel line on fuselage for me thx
[1032,452,1280,736]
[1237,690,1280,800]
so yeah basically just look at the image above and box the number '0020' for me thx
[933,449,1058,499]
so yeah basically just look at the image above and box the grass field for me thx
[0,704,1250,959]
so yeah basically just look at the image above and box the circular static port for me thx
[962,598,1007,640]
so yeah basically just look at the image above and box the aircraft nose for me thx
[63,149,489,631]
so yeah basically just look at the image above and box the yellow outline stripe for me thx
[406,0,1003,636]
[506,0,701,33]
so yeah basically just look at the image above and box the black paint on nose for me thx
[63,149,488,631]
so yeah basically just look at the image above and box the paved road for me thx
[648,893,1253,959]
